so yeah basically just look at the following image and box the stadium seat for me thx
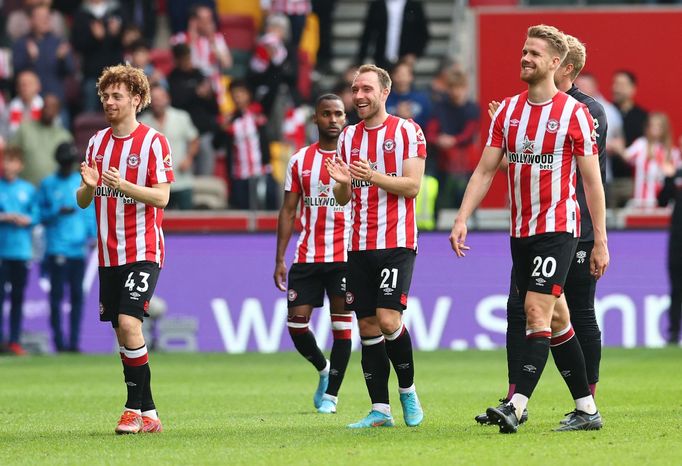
[193,175,228,209]
[150,48,174,76]
[220,14,256,51]
[73,112,107,157]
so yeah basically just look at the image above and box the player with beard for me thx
[326,64,426,428]
[274,94,353,414]
[474,33,609,430]
[77,64,173,434]
[450,25,609,433]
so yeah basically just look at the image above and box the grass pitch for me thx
[0,348,679,465]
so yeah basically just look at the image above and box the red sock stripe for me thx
[526,330,551,340]
[287,315,310,335]
[123,353,149,367]
[332,329,352,340]
[550,326,575,347]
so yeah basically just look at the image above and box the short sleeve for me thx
[402,119,427,159]
[486,100,507,149]
[284,153,301,193]
[148,133,175,185]
[337,127,349,164]
[571,104,597,157]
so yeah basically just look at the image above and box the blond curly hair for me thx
[96,64,151,113]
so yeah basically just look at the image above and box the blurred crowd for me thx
[0,0,679,216]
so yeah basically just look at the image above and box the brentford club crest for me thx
[383,139,395,152]
[345,292,355,304]
[127,154,140,168]
[546,119,560,133]
[287,289,298,301]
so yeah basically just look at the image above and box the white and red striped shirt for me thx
[8,95,42,134]
[85,123,175,268]
[227,109,266,180]
[625,137,681,207]
[487,90,597,238]
[285,143,350,263]
[337,115,427,251]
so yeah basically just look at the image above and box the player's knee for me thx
[117,315,144,342]
[287,314,310,336]
[525,304,549,329]
[376,310,402,335]
[358,316,380,336]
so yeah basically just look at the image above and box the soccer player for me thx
[474,33,609,430]
[274,94,352,414]
[77,64,174,435]
[326,64,426,428]
[450,25,609,433]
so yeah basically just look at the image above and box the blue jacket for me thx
[0,177,39,260]
[39,172,96,258]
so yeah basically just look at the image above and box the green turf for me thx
[0,348,679,465]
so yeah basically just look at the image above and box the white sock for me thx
[141,409,158,419]
[398,384,415,395]
[319,359,330,376]
[372,403,391,416]
[575,395,597,415]
[322,394,338,404]
[509,393,529,420]
[123,408,141,415]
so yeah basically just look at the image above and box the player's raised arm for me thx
[328,157,352,205]
[77,157,98,209]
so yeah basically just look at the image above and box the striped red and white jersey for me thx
[285,143,350,263]
[227,109,266,179]
[487,90,597,238]
[625,137,681,207]
[337,115,427,251]
[8,95,43,133]
[85,123,175,268]
[266,0,311,15]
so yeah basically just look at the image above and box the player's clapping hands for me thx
[348,159,374,182]
[80,158,99,188]
[325,157,352,185]
[102,167,124,190]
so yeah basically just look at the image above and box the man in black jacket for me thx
[658,163,682,345]
[356,0,430,70]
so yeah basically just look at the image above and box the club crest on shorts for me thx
[345,291,355,305]
[99,302,105,315]
[126,154,140,168]
[383,138,395,152]
[287,289,298,301]
[546,119,560,133]
[576,250,587,264]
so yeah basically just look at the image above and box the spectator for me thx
[38,142,95,353]
[168,0,216,35]
[167,43,219,176]
[170,4,232,109]
[5,0,66,42]
[427,70,479,213]
[71,0,124,112]
[220,79,278,210]
[608,70,648,207]
[0,146,39,356]
[0,93,9,148]
[249,13,294,115]
[386,59,430,128]
[261,0,311,53]
[616,112,680,208]
[140,84,199,210]
[7,69,42,136]
[127,39,167,89]
[429,57,461,105]
[119,0,156,45]
[11,93,72,186]
[356,0,430,70]
[12,3,75,114]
